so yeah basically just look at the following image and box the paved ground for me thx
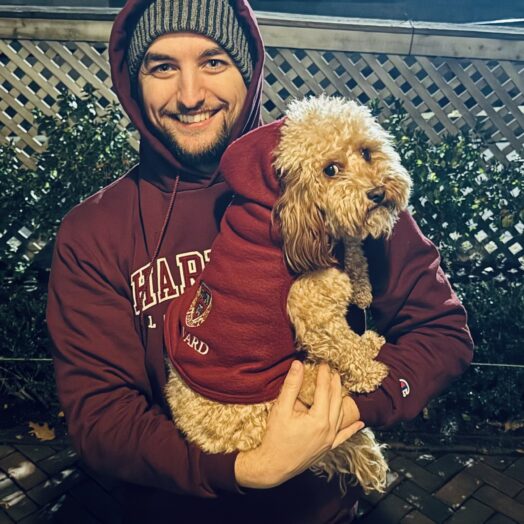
[0,436,523,523]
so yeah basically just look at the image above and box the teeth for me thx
[177,111,214,124]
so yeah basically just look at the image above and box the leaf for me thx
[487,418,524,432]
[28,421,56,441]
[503,420,524,432]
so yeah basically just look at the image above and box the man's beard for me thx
[160,119,231,168]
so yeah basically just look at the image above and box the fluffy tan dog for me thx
[165,95,412,493]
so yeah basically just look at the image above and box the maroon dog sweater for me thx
[164,119,298,404]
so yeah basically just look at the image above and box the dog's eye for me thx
[361,148,372,162]
[323,164,340,177]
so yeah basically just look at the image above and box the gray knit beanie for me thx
[127,0,254,85]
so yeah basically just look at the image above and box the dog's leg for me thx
[288,268,388,393]
[288,267,357,364]
[343,237,373,310]
[343,239,391,384]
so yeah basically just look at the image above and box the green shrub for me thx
[0,283,53,404]
[383,104,523,282]
[380,106,524,434]
[417,280,524,436]
[0,88,137,405]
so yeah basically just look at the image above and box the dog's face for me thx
[273,96,412,273]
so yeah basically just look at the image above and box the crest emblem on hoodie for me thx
[186,281,213,328]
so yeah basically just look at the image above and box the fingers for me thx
[340,395,361,430]
[311,365,343,435]
[293,399,309,413]
[276,361,304,414]
[310,363,332,416]
[327,372,343,430]
[331,421,365,449]
[336,407,344,430]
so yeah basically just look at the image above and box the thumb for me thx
[276,361,304,413]
[331,421,365,449]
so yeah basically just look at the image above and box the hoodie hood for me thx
[109,0,265,191]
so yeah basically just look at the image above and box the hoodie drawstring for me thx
[135,175,179,389]
[139,175,180,348]
[150,175,180,265]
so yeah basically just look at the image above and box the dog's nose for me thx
[367,188,386,204]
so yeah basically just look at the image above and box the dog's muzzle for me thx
[366,187,386,204]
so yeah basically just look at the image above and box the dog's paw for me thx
[360,330,385,358]
[352,286,373,309]
[343,359,389,393]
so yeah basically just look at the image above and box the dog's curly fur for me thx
[166,95,412,493]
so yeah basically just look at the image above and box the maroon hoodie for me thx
[47,0,363,521]
[47,0,473,521]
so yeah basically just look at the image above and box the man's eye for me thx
[151,64,173,74]
[207,59,226,69]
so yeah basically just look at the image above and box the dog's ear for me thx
[273,176,336,274]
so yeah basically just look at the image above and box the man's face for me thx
[138,32,248,169]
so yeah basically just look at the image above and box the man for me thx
[47,0,473,522]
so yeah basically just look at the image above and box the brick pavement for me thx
[0,438,523,523]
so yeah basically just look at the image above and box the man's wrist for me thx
[234,447,282,489]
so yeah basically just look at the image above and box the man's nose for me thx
[177,71,205,110]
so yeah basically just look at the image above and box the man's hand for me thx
[338,395,362,445]
[234,361,365,489]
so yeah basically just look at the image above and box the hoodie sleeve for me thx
[47,216,241,497]
[354,211,474,429]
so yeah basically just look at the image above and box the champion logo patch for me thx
[399,378,410,398]
[185,282,212,328]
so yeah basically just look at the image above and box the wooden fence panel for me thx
[0,10,522,274]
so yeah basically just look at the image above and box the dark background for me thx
[0,0,523,25]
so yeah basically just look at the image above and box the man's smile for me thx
[175,109,221,125]
[161,107,225,129]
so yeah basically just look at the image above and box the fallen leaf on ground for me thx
[487,419,524,432]
[504,420,524,432]
[28,421,56,441]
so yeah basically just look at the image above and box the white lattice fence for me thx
[0,9,523,273]
[0,39,133,168]
[2,42,523,166]
[263,49,524,164]
[1,11,523,166]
